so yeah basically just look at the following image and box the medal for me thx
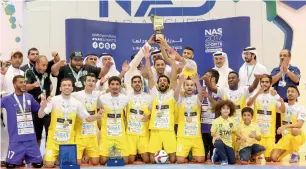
[62,97,70,127]
[64,120,69,126]
[111,98,119,123]
[69,65,83,88]
[85,94,92,111]
[186,117,192,123]
[157,111,163,118]
[75,81,83,88]
[24,115,28,122]
[13,93,27,122]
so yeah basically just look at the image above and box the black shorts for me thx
[32,111,51,141]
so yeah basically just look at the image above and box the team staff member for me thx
[20,48,60,74]
[271,49,300,142]
[38,78,102,168]
[144,46,177,164]
[25,55,52,146]
[1,75,43,168]
[51,51,111,95]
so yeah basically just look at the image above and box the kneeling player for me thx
[145,46,177,163]
[238,107,265,165]
[175,74,205,163]
[1,75,43,168]
[271,85,305,163]
[39,78,101,168]
[126,76,151,163]
[71,73,102,165]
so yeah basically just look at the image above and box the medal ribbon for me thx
[69,65,83,82]
[32,68,46,92]
[13,93,26,117]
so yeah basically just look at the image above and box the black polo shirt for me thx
[21,60,55,74]
[54,65,101,95]
[24,67,52,102]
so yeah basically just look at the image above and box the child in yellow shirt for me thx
[238,107,265,165]
[211,100,244,165]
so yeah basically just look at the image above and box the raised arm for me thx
[202,74,218,94]
[98,62,111,78]
[248,74,261,93]
[170,51,178,90]
[157,37,184,62]
[174,74,184,101]
[129,36,154,70]
[38,96,49,118]
[118,60,130,79]
[246,87,263,106]
[51,60,66,76]
[143,46,155,90]
[192,74,204,103]
[52,52,61,63]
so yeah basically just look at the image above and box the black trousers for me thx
[202,133,214,161]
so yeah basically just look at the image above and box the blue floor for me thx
[82,164,305,169]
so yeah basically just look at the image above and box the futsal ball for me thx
[154,150,169,164]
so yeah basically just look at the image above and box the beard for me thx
[159,85,169,93]
[245,57,251,63]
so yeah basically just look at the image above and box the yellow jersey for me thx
[253,93,281,138]
[282,103,306,135]
[126,92,151,137]
[211,116,237,147]
[71,91,101,138]
[99,93,129,139]
[237,122,261,150]
[44,95,90,143]
[149,87,176,131]
[177,95,201,138]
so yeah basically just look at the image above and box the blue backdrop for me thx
[65,17,250,76]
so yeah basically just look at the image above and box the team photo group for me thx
[0,32,305,168]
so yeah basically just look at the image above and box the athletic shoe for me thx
[289,154,299,163]
[211,148,218,164]
[221,160,228,165]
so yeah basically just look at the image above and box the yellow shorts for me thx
[176,137,204,157]
[148,130,176,154]
[274,132,306,160]
[258,137,275,157]
[76,137,99,159]
[127,134,149,155]
[99,136,129,157]
[44,139,74,162]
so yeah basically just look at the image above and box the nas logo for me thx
[99,0,216,17]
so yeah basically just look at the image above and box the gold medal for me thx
[64,120,69,126]
[157,111,162,118]
[186,117,192,123]
[113,118,117,123]
[24,115,28,122]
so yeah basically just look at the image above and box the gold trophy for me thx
[150,14,165,40]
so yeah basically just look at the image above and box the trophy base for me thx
[60,164,80,169]
[107,158,125,167]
